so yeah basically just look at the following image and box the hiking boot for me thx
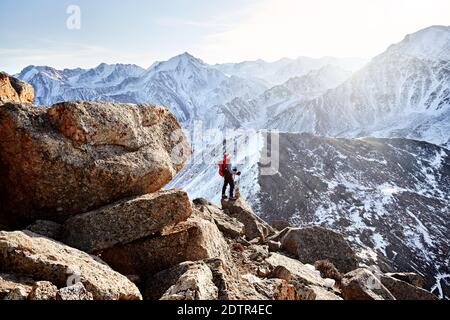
[222,195,228,199]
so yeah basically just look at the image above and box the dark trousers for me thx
[222,174,235,198]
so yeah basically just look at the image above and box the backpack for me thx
[218,154,228,177]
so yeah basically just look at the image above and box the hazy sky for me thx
[1,0,449,73]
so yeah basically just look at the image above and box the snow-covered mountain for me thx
[17,52,362,131]
[18,63,146,104]
[260,133,450,299]
[15,26,449,149]
[268,26,450,148]
[16,53,268,126]
[214,56,366,85]
[208,64,351,129]
[170,132,450,299]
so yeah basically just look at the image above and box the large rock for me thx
[265,253,327,287]
[221,198,275,241]
[99,215,232,277]
[145,259,264,300]
[0,101,190,228]
[307,285,343,300]
[62,189,192,252]
[253,278,299,300]
[195,202,245,239]
[280,226,358,273]
[340,268,395,300]
[265,253,343,300]
[270,220,292,232]
[269,266,342,300]
[26,220,63,240]
[4,287,30,300]
[159,261,218,300]
[0,274,34,299]
[0,231,142,300]
[0,73,34,104]
[385,272,423,288]
[28,281,58,300]
[380,274,437,300]
[145,261,199,300]
[56,282,94,300]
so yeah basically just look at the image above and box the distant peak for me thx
[170,52,203,63]
[180,51,194,58]
[385,25,450,61]
[95,62,110,71]
[149,52,206,72]
[404,25,450,40]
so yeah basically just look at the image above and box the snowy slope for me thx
[386,25,450,61]
[268,26,450,148]
[168,129,265,206]
[172,131,450,299]
[256,133,450,299]
[214,56,366,85]
[209,65,351,130]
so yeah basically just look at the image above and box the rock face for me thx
[194,201,244,238]
[62,190,192,252]
[144,259,249,300]
[0,73,34,104]
[265,253,342,300]
[221,198,275,241]
[0,101,190,228]
[308,285,343,300]
[280,226,358,273]
[56,283,94,300]
[160,262,218,300]
[385,272,423,288]
[380,274,437,300]
[255,133,450,297]
[266,253,327,288]
[340,268,395,300]
[4,287,30,300]
[26,220,62,240]
[99,215,231,277]
[0,231,142,300]
[145,261,198,300]
[265,253,343,300]
[253,278,299,300]
[0,274,34,299]
[28,281,58,300]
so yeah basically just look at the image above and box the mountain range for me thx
[15,26,450,149]
[268,26,450,148]
[15,53,365,128]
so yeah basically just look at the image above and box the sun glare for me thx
[199,0,450,62]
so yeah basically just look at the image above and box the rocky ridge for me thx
[0,72,34,105]
[0,76,437,300]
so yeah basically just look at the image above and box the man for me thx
[218,152,240,199]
